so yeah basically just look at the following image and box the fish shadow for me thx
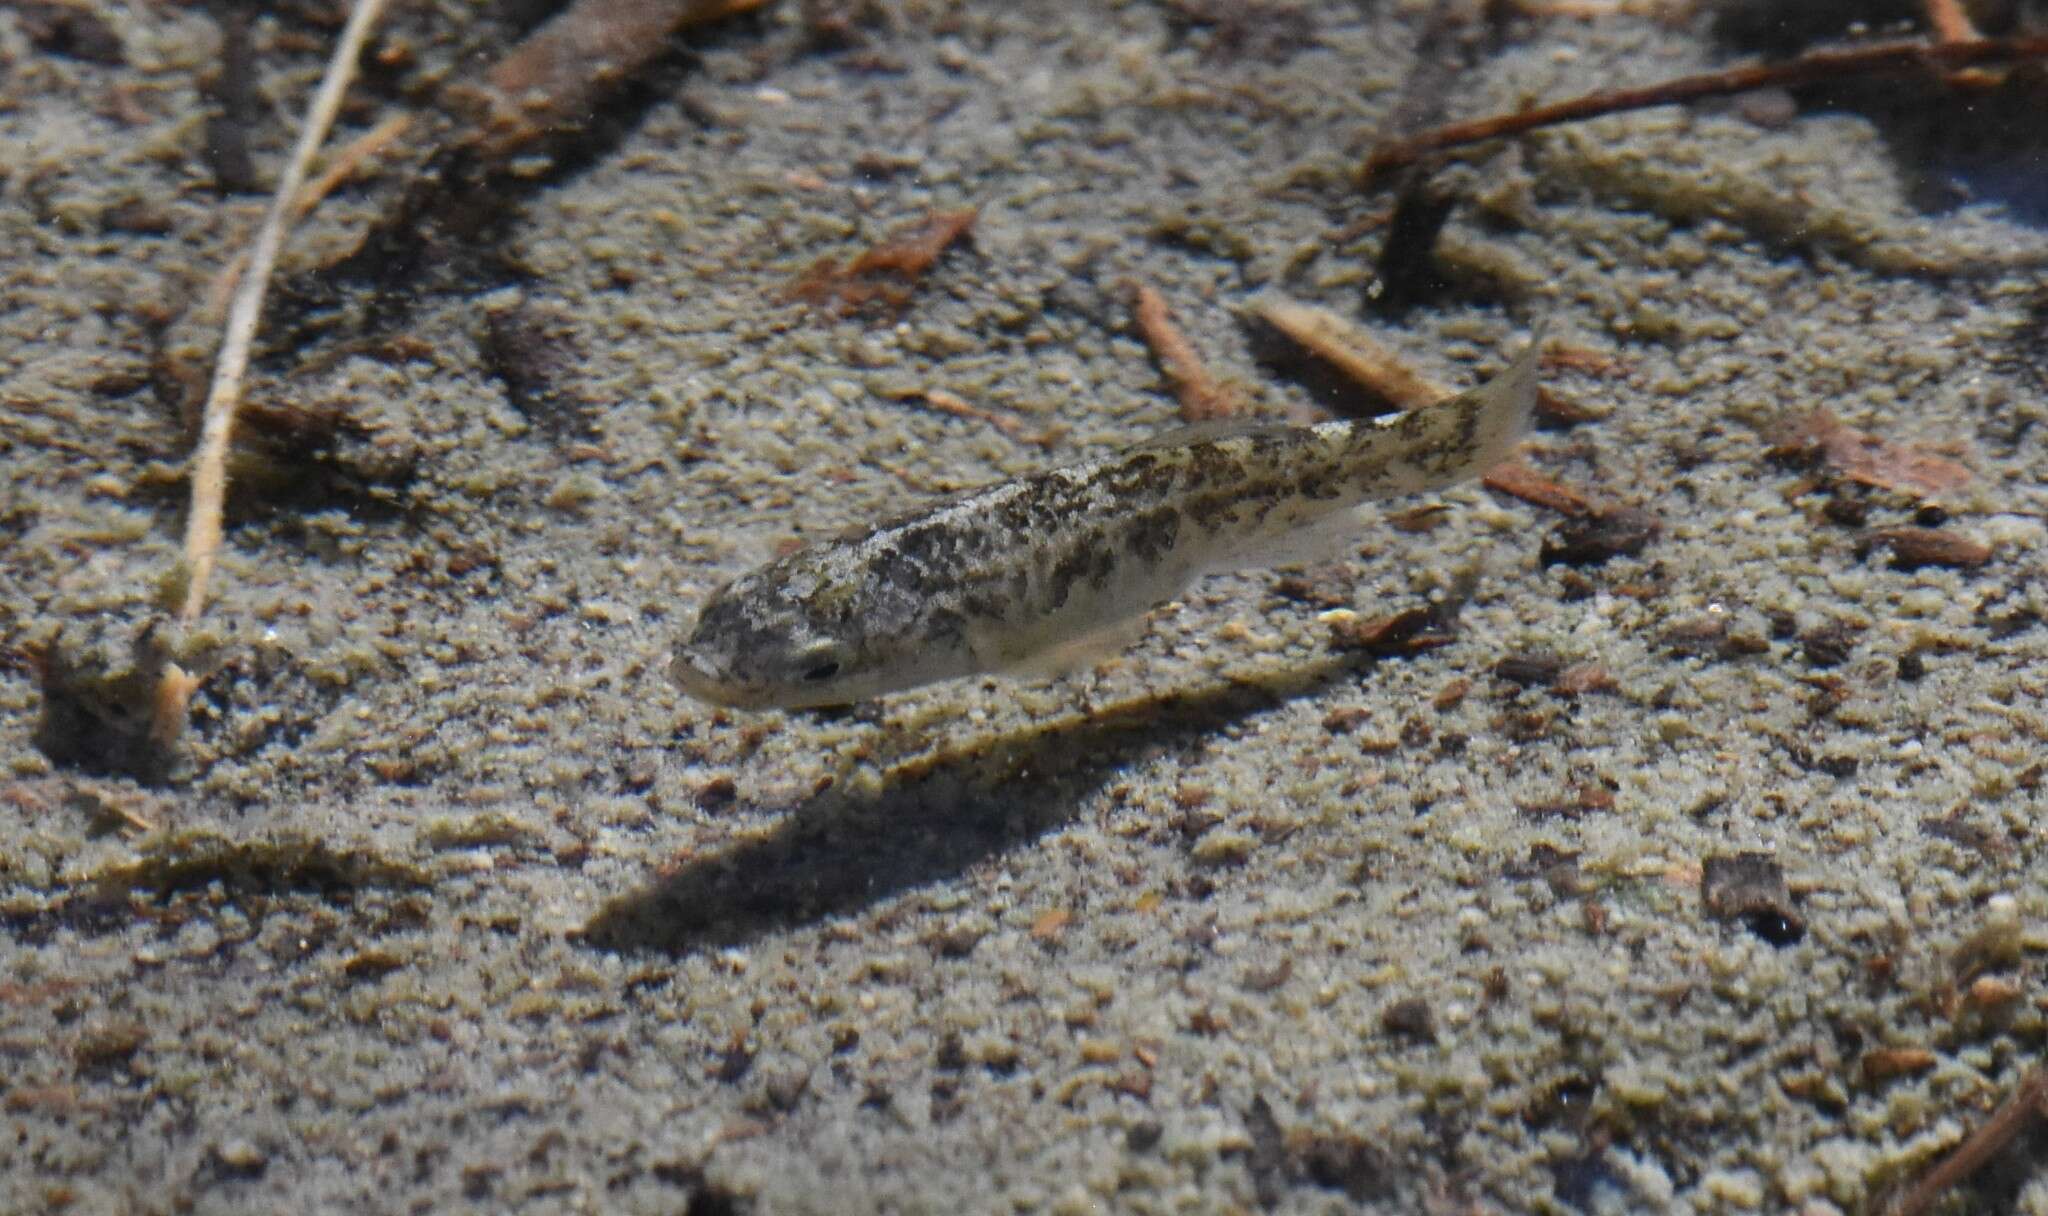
[579,649,1381,955]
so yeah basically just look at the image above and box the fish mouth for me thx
[669,649,752,708]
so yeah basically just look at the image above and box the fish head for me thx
[670,549,946,710]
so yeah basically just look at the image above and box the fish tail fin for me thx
[1465,318,1547,474]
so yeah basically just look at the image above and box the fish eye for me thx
[801,660,841,683]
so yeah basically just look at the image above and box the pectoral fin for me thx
[986,612,1154,681]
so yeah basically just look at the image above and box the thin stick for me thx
[152,0,389,752]
[1920,0,2002,87]
[1251,297,1441,410]
[918,388,1064,448]
[1922,0,1980,43]
[1887,1065,2048,1216]
[198,113,415,333]
[295,112,413,222]
[467,0,774,158]
[1130,282,1243,422]
[179,0,391,628]
[1359,35,2048,185]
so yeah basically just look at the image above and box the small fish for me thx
[673,328,1544,709]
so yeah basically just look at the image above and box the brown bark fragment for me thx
[1771,409,1973,500]
[1860,526,1993,570]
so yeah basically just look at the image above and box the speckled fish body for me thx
[673,330,1543,709]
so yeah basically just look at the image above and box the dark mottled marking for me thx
[1045,537,1096,610]
[1123,506,1182,566]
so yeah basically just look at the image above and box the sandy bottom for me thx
[2,1,2045,1212]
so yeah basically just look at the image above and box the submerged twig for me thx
[155,0,390,743]
[1922,0,1979,44]
[1359,34,2048,186]
[1886,1065,2048,1216]
[917,389,1065,449]
[1251,297,1441,410]
[789,208,979,317]
[1919,0,2002,87]
[1130,282,1244,422]
[456,0,773,159]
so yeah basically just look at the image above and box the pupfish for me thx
[672,327,1543,709]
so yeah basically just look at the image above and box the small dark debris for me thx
[926,1078,964,1124]
[1539,507,1660,568]
[1494,711,1549,743]
[683,1180,748,1216]
[934,1032,967,1071]
[1525,1074,1600,1132]
[1518,784,1613,824]
[1493,650,1565,687]
[1661,615,1740,660]
[788,208,977,318]
[693,776,739,812]
[928,921,988,958]
[1127,1120,1164,1152]
[15,0,125,64]
[1534,388,1600,429]
[1812,752,1859,779]
[1379,996,1436,1043]
[1799,621,1861,668]
[341,949,405,982]
[1271,572,1350,609]
[1507,842,1583,896]
[461,1164,496,1199]
[1554,570,1598,601]
[1701,852,1805,947]
[1242,1095,1393,1206]
[483,298,599,441]
[73,1020,148,1071]
[1371,171,1460,311]
[1321,707,1372,734]
[1293,1128,1393,1203]
[1858,526,1993,571]
[1329,606,1454,657]
[1822,495,1870,527]
[1399,714,1433,748]
[101,198,175,235]
[1896,651,1927,681]
[1554,663,1616,696]
[711,1039,754,1085]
